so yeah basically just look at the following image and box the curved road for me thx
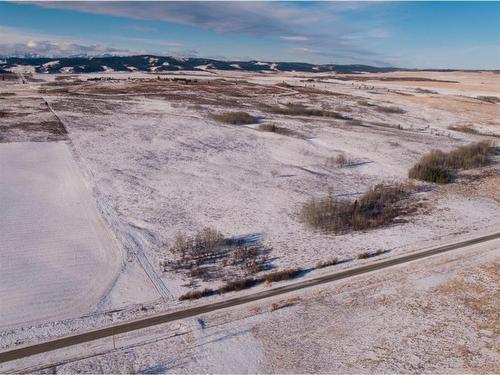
[1,231,499,364]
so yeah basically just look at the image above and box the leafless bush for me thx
[179,288,215,301]
[258,123,298,137]
[218,268,302,293]
[165,227,271,284]
[448,125,479,134]
[408,141,494,183]
[446,141,493,169]
[358,249,385,259]
[178,267,304,301]
[376,106,406,114]
[357,252,371,259]
[211,111,258,125]
[261,268,303,283]
[300,183,414,233]
[415,88,438,94]
[408,150,452,183]
[335,153,348,167]
[270,296,302,311]
[316,258,339,268]
[476,96,500,104]
[218,277,259,293]
[357,100,375,107]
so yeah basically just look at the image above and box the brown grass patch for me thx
[375,105,406,114]
[263,103,346,119]
[448,125,479,135]
[258,123,300,137]
[315,258,339,268]
[211,111,258,125]
[476,96,500,104]
[409,141,494,183]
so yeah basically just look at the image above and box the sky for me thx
[0,1,499,69]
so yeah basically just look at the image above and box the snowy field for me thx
[3,237,497,373]
[41,71,500,301]
[0,142,122,328]
[0,69,498,369]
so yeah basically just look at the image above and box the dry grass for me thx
[315,258,339,269]
[476,96,500,104]
[264,102,346,119]
[335,153,348,167]
[262,268,303,283]
[375,105,406,114]
[448,125,479,135]
[180,267,303,300]
[357,249,385,259]
[409,141,494,183]
[218,278,259,293]
[300,183,413,233]
[415,88,438,94]
[258,123,300,137]
[211,111,258,125]
[270,296,302,311]
[179,288,215,301]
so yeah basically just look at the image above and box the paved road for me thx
[1,231,499,364]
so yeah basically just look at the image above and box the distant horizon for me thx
[3,53,500,72]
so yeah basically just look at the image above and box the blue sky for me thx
[0,1,499,69]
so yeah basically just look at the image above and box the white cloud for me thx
[281,36,310,42]
[0,26,135,57]
[36,1,322,35]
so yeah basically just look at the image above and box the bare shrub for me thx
[211,111,258,125]
[261,268,303,283]
[476,96,500,104]
[335,153,348,167]
[165,227,271,284]
[179,288,215,301]
[408,150,453,184]
[300,183,413,233]
[415,88,438,94]
[217,268,302,294]
[358,249,385,260]
[357,100,375,107]
[446,141,493,169]
[218,277,259,293]
[258,123,298,137]
[316,258,339,269]
[376,106,406,114]
[178,268,304,301]
[270,296,302,311]
[448,125,479,134]
[408,141,494,183]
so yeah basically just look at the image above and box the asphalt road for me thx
[1,231,499,364]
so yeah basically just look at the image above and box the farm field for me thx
[0,68,498,372]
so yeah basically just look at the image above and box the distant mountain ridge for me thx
[0,55,404,74]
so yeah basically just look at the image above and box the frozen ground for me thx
[4,237,497,373]
[42,71,500,302]
[0,142,122,328]
[0,70,498,370]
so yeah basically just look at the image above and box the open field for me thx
[0,142,122,328]
[2,235,498,373]
[0,68,498,370]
